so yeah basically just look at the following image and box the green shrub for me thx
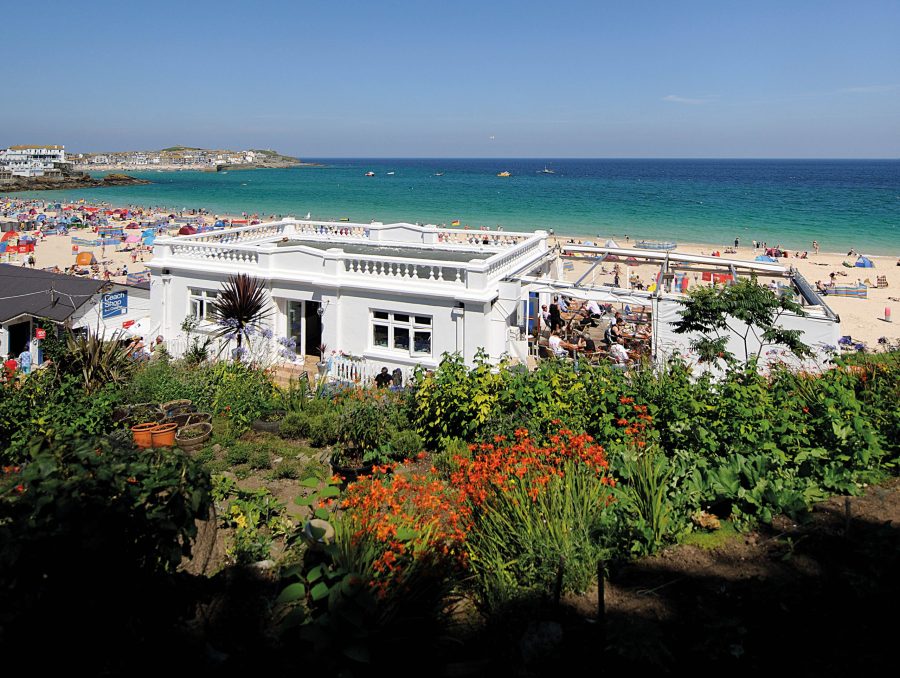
[0,433,211,633]
[308,412,340,448]
[249,447,272,470]
[226,443,251,466]
[272,460,301,479]
[390,429,423,458]
[0,371,121,464]
[279,411,311,439]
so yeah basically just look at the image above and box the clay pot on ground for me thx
[150,422,178,448]
[176,422,213,451]
[131,422,157,449]
[166,413,193,429]
[187,412,212,426]
[161,399,192,415]
[251,410,285,434]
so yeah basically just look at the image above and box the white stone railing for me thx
[291,221,370,239]
[173,221,290,245]
[342,255,468,285]
[158,219,548,291]
[435,229,531,247]
[170,242,260,265]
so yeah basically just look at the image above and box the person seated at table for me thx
[374,366,393,388]
[608,338,632,366]
[577,333,597,353]
[548,330,576,358]
[585,298,603,317]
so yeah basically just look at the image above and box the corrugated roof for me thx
[6,145,64,151]
[0,265,105,323]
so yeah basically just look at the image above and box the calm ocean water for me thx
[6,159,899,254]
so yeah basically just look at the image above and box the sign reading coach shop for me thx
[101,290,128,319]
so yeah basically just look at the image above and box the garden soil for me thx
[549,477,900,676]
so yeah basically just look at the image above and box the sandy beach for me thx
[4,199,898,348]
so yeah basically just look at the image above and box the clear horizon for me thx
[3,0,899,159]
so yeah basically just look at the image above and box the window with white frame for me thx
[189,288,219,322]
[371,311,432,357]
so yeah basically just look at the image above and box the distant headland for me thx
[0,172,150,191]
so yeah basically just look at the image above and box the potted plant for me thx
[150,422,178,448]
[251,406,286,433]
[175,423,213,451]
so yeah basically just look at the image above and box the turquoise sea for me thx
[5,159,899,254]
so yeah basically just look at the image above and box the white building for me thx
[0,145,71,177]
[148,219,841,380]
[148,220,549,376]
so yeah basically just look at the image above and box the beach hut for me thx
[76,252,97,266]
[854,255,874,268]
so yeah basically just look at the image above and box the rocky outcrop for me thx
[0,173,150,191]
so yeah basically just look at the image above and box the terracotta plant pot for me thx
[150,422,178,448]
[176,422,212,451]
[131,422,157,449]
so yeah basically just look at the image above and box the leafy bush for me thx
[249,447,272,470]
[308,412,340,448]
[389,429,423,458]
[0,433,211,636]
[226,443,251,466]
[280,411,312,439]
[0,371,121,464]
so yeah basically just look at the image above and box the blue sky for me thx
[4,0,899,157]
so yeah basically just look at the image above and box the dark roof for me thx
[0,264,106,323]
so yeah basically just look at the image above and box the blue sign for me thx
[102,290,128,319]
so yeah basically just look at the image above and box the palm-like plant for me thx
[66,330,136,394]
[211,274,272,354]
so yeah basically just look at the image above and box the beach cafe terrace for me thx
[148,219,550,379]
[514,243,841,371]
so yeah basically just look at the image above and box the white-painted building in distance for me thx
[148,220,550,377]
[0,145,72,177]
[147,219,841,380]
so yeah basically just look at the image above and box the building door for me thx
[304,302,321,355]
[7,320,31,357]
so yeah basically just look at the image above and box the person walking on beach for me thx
[813,240,819,255]
[734,237,740,248]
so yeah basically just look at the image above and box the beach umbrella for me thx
[178,225,197,236]
[124,233,141,243]
[28,208,37,215]
[1,231,19,242]
[36,214,47,222]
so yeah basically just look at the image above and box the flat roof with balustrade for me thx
[149,218,550,302]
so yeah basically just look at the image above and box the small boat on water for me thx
[339,217,350,222]
[386,171,395,175]
[540,166,555,174]
[434,172,444,176]
[365,171,375,177]
[635,240,677,251]
[497,171,511,177]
